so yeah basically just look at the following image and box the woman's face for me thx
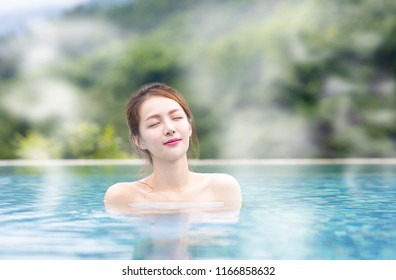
[135,96,192,163]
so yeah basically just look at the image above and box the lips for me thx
[163,138,181,146]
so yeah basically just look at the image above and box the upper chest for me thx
[134,175,214,202]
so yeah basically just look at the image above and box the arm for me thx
[103,183,127,203]
[211,174,242,208]
[104,182,141,213]
[104,181,143,204]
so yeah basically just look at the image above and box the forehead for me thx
[139,96,183,118]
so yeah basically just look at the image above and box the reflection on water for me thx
[105,202,240,260]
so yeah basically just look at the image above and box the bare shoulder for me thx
[206,173,242,202]
[103,181,140,203]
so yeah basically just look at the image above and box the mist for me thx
[0,0,395,159]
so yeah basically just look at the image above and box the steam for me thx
[1,0,394,159]
[183,0,395,158]
[183,1,322,158]
[1,17,121,126]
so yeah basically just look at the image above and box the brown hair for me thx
[126,82,199,166]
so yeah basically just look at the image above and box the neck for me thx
[149,155,191,192]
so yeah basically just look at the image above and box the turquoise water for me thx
[0,163,396,259]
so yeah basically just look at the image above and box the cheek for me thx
[179,120,192,134]
[140,128,161,146]
[136,129,149,146]
[140,131,154,142]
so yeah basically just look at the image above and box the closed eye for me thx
[148,122,160,128]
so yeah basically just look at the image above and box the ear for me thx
[131,135,146,149]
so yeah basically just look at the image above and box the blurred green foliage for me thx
[14,131,62,159]
[13,123,128,159]
[0,0,395,159]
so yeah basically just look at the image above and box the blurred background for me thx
[0,0,395,160]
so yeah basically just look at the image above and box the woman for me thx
[104,83,242,209]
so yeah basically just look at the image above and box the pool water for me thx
[0,163,395,260]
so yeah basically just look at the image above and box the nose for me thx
[163,120,176,135]
[164,128,176,136]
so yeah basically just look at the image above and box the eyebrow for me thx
[143,108,183,122]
